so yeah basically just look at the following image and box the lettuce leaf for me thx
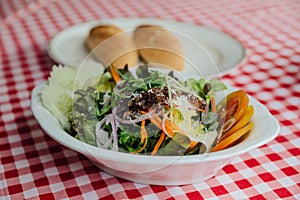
[41,65,76,131]
[41,83,73,131]
[41,63,104,132]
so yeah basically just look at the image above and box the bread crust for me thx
[133,25,184,71]
[85,25,138,68]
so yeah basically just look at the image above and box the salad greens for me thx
[41,64,227,156]
[41,65,76,131]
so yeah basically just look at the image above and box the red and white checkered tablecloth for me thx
[1,0,299,199]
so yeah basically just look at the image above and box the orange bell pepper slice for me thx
[217,90,249,127]
[211,122,254,152]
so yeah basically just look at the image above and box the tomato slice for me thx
[217,90,249,126]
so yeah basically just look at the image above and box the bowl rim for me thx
[31,82,280,165]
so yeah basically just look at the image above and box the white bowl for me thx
[31,82,279,185]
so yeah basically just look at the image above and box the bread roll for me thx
[133,25,184,71]
[85,25,138,68]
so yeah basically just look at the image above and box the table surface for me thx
[1,0,300,199]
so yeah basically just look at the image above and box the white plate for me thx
[31,82,279,185]
[47,18,246,77]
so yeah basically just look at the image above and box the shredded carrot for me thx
[140,120,147,143]
[132,120,148,154]
[149,113,163,130]
[151,132,166,156]
[140,111,198,149]
[140,111,163,130]
[148,113,198,148]
[164,120,198,147]
[147,113,179,138]
[132,137,148,154]
[164,118,185,137]
[211,92,217,113]
[197,108,206,113]
[109,65,121,83]
[189,141,198,148]
[134,139,148,154]
[141,110,185,138]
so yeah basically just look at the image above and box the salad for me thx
[41,64,254,156]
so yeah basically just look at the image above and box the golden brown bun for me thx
[85,25,138,68]
[133,25,184,71]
